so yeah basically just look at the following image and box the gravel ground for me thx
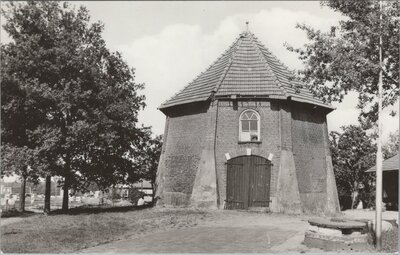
[3,207,397,253]
[82,210,320,253]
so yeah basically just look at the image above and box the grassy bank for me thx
[1,206,214,253]
[381,225,398,252]
[1,206,397,253]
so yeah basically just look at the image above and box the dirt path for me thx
[81,211,321,253]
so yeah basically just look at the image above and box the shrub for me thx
[127,188,146,205]
[106,188,122,206]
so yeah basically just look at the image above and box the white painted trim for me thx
[246,148,252,155]
[238,109,261,142]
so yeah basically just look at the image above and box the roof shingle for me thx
[159,31,334,110]
[366,154,399,172]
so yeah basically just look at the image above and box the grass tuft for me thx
[381,225,398,252]
[367,223,398,253]
[1,206,212,253]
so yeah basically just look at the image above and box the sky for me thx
[69,1,398,139]
[1,1,398,143]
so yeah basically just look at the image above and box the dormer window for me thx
[239,109,260,142]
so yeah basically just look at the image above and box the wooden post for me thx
[375,0,383,250]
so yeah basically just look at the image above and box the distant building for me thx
[132,180,153,203]
[0,181,30,196]
[366,154,399,210]
[0,180,61,197]
[0,182,14,196]
[132,180,153,195]
[155,30,339,214]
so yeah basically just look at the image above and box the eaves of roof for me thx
[365,154,399,172]
[159,31,334,111]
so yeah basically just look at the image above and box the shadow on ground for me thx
[1,210,36,218]
[50,203,153,215]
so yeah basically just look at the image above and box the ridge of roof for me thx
[158,35,242,109]
[159,30,334,110]
[252,35,335,109]
[247,32,289,98]
[212,33,245,94]
[214,32,287,99]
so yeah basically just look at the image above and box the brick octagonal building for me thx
[155,31,340,214]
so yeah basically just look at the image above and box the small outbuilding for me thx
[366,154,399,210]
[155,30,340,214]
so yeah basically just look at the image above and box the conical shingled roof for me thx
[159,31,334,110]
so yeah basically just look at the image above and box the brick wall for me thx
[291,103,329,212]
[159,102,210,205]
[215,99,281,207]
[157,98,333,212]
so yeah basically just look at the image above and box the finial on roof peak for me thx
[246,21,249,32]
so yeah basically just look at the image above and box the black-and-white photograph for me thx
[1,0,399,253]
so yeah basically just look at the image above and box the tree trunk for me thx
[19,175,26,212]
[62,151,71,211]
[44,175,51,214]
[151,182,155,204]
[112,186,116,207]
[61,112,73,212]
[62,174,70,211]
[351,190,358,209]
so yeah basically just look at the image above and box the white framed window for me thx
[239,109,260,142]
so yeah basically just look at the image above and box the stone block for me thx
[308,225,343,236]
[325,155,340,214]
[275,150,302,214]
[372,220,394,232]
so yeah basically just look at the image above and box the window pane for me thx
[249,120,258,131]
[249,113,258,120]
[241,132,251,141]
[242,113,250,120]
[242,120,250,131]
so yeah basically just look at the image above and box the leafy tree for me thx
[1,37,45,211]
[286,0,399,127]
[329,125,377,209]
[0,146,39,211]
[107,186,122,207]
[140,134,162,195]
[382,130,399,159]
[1,1,146,211]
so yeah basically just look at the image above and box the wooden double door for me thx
[225,155,271,210]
